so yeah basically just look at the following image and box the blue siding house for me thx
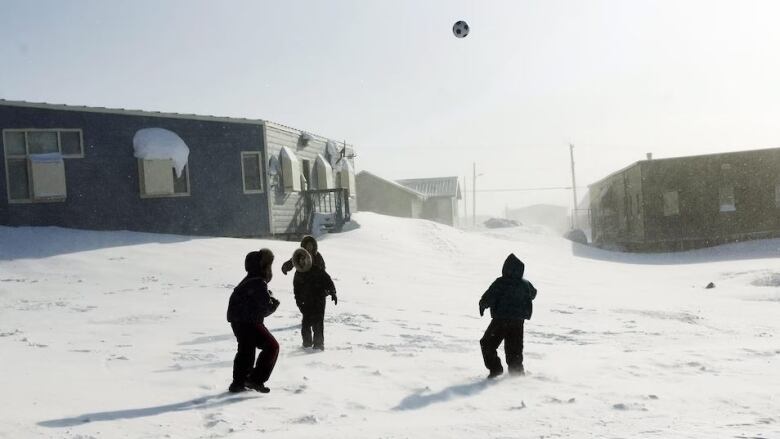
[0,100,356,238]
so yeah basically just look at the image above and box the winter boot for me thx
[509,366,525,376]
[228,381,247,393]
[487,368,504,379]
[245,380,271,393]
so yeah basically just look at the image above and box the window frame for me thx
[58,130,85,158]
[662,190,680,217]
[719,185,736,213]
[29,155,68,200]
[775,181,780,208]
[3,128,82,203]
[240,151,264,194]
[138,159,191,198]
[3,128,84,158]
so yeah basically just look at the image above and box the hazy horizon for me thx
[3,0,780,215]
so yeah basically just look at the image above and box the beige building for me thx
[396,177,461,226]
[356,172,462,226]
[356,171,425,219]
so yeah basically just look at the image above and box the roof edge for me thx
[588,146,780,187]
[0,99,268,125]
[357,170,426,199]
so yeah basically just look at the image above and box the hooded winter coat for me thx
[227,276,279,324]
[282,237,336,313]
[293,252,336,313]
[227,249,279,325]
[479,254,537,320]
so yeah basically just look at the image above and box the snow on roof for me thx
[133,128,190,177]
[357,171,426,200]
[0,100,354,150]
[589,146,780,188]
[396,176,461,199]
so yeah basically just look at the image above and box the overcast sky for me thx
[3,0,780,215]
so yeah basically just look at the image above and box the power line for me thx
[475,186,588,193]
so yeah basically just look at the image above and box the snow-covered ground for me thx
[1,212,778,438]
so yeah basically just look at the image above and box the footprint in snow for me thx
[203,412,227,429]
[0,329,21,337]
[546,397,576,404]
[306,360,345,370]
[283,383,307,394]
[290,415,319,424]
[612,402,648,411]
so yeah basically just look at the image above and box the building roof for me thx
[357,171,426,200]
[0,99,354,149]
[0,98,265,125]
[588,146,780,188]
[396,176,461,199]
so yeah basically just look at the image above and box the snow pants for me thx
[300,308,325,349]
[231,322,279,384]
[480,319,524,373]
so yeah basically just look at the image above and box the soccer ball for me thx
[453,20,469,38]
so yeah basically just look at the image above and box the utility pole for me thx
[569,144,578,229]
[472,162,477,227]
[462,175,468,226]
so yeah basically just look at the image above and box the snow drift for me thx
[0,213,778,438]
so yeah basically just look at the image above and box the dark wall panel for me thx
[0,105,269,237]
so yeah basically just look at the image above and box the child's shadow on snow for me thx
[37,392,253,428]
[393,379,499,410]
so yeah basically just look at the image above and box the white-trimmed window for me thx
[3,129,81,203]
[719,185,736,212]
[315,154,334,189]
[280,146,301,192]
[138,159,190,197]
[4,128,83,158]
[663,191,679,216]
[241,151,264,194]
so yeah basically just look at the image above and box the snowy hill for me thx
[1,213,779,438]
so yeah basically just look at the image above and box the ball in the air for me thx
[453,20,469,38]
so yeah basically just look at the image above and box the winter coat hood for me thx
[502,254,525,279]
[245,248,275,278]
[301,235,318,255]
[480,254,536,320]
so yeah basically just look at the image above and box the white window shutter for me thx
[315,154,334,189]
[142,159,175,195]
[280,147,301,192]
[339,160,356,195]
[30,155,67,199]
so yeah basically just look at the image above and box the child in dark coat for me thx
[226,249,280,393]
[282,236,337,350]
[479,253,537,378]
